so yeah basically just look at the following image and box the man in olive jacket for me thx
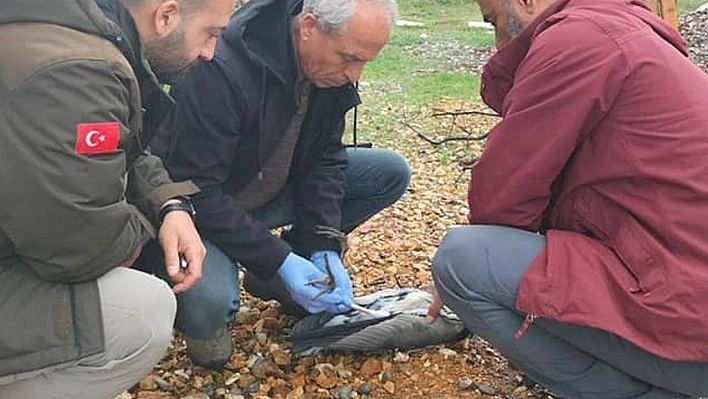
[0,0,233,397]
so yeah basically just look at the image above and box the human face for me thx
[477,0,545,49]
[144,0,234,77]
[295,2,392,88]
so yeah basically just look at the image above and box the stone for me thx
[357,382,372,395]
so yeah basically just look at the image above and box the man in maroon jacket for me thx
[427,0,708,397]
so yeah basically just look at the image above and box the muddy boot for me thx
[184,328,233,369]
[243,272,309,318]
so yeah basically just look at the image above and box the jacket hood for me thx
[625,0,688,55]
[222,0,302,85]
[481,0,687,113]
[0,0,115,38]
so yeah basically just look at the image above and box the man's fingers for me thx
[161,233,180,277]
[426,291,443,323]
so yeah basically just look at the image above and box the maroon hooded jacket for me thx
[471,0,708,361]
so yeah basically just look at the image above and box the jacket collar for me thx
[480,0,573,114]
[480,0,687,114]
[223,0,303,89]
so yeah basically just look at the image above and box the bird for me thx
[288,287,469,355]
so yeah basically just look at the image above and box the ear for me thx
[518,0,546,17]
[298,13,318,42]
[153,0,181,37]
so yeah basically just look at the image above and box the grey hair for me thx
[299,0,398,35]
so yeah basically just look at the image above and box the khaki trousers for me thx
[0,267,176,399]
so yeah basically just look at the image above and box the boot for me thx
[184,327,233,369]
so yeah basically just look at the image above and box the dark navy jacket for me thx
[152,0,360,280]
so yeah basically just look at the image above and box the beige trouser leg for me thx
[0,267,176,399]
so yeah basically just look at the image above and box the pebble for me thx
[153,376,173,391]
[332,385,354,399]
[357,382,372,395]
[477,384,497,395]
[457,376,475,390]
[393,351,410,363]
[381,370,394,382]
[438,347,457,357]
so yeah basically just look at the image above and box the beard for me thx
[143,25,197,84]
[503,0,525,40]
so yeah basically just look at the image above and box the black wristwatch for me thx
[159,196,196,224]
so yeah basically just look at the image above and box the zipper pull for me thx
[258,171,264,180]
[514,314,536,339]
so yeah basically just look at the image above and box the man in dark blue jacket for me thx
[149,0,408,368]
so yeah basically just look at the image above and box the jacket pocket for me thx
[611,219,665,294]
[572,193,664,294]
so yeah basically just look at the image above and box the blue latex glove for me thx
[277,252,351,314]
[311,250,354,300]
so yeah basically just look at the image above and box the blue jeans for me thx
[148,147,410,339]
[432,225,708,399]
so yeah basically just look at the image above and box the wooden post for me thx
[645,0,679,30]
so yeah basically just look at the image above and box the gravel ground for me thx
[679,8,708,71]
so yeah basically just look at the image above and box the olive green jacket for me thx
[0,0,197,377]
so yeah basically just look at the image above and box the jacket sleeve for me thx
[1,59,150,283]
[126,151,199,227]
[291,117,348,256]
[161,60,291,281]
[469,16,627,231]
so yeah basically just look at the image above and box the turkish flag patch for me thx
[75,122,120,155]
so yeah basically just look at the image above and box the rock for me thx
[181,394,209,399]
[224,373,240,386]
[153,376,174,391]
[242,380,261,394]
[477,384,497,395]
[113,392,132,399]
[457,376,474,390]
[357,382,372,395]
[285,386,304,399]
[314,366,338,389]
[383,381,395,394]
[136,392,172,399]
[393,351,410,363]
[381,370,394,382]
[236,374,256,389]
[337,368,353,379]
[438,347,457,357]
[138,376,157,390]
[359,358,382,377]
[332,385,354,399]
[271,347,292,366]
[251,358,282,379]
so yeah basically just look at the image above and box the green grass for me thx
[678,0,706,13]
[346,0,705,148]
[347,1,491,145]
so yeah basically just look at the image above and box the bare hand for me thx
[159,209,206,293]
[426,282,444,324]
